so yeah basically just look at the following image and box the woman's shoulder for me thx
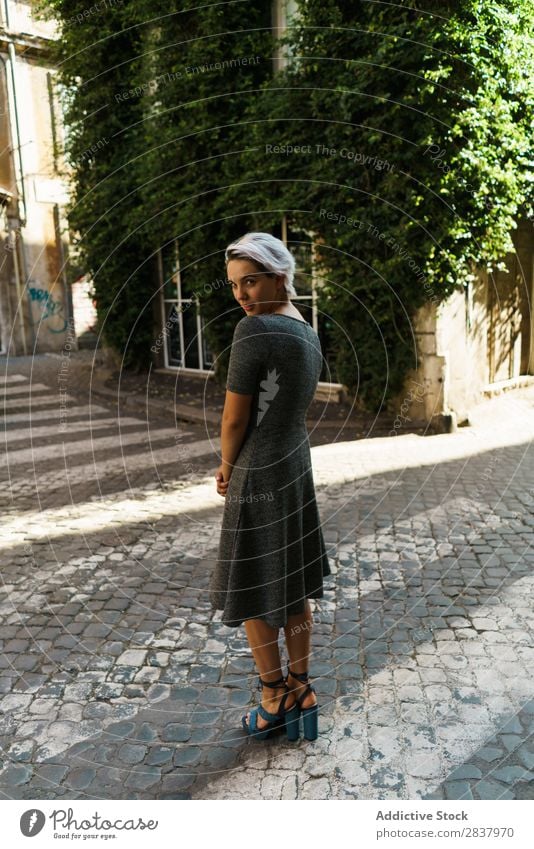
[233,315,265,334]
[231,315,270,346]
[233,313,315,337]
[255,313,310,327]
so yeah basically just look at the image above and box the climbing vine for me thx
[37,0,534,406]
[235,0,534,407]
[35,0,160,368]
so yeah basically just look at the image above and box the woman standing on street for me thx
[210,232,331,741]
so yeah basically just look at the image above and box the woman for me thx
[210,232,331,741]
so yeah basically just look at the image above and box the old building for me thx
[403,219,534,431]
[0,0,73,356]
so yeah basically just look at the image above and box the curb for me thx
[88,383,221,426]
[83,381,433,435]
[90,382,357,429]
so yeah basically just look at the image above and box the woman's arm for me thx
[216,316,267,496]
[220,389,254,481]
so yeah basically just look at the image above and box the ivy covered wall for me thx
[38,0,534,407]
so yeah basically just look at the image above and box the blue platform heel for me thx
[242,674,300,741]
[287,665,319,740]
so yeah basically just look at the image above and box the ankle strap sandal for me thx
[287,665,319,741]
[241,675,300,741]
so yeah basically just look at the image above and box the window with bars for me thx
[158,239,215,371]
[157,219,336,384]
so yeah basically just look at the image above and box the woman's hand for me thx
[215,464,229,497]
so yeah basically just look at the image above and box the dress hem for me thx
[211,589,327,630]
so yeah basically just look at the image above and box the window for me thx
[158,239,215,371]
[157,222,335,383]
[279,216,337,383]
[272,0,299,72]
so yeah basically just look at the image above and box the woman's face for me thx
[226,258,285,316]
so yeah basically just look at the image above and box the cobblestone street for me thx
[1,357,533,800]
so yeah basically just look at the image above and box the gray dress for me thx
[210,313,331,629]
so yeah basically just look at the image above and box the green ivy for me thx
[37,0,533,407]
[35,0,161,369]
[236,0,534,407]
[138,1,275,375]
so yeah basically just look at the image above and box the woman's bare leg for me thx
[283,599,317,709]
[243,617,296,729]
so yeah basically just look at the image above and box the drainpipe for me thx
[2,1,26,225]
[8,215,27,354]
[53,202,74,337]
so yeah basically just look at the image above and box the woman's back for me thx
[226,313,323,437]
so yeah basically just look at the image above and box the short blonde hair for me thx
[225,231,297,297]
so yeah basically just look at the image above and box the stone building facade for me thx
[0,0,72,356]
[399,219,534,430]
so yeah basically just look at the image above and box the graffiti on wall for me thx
[28,285,68,334]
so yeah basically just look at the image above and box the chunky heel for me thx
[287,665,319,741]
[242,675,299,740]
[301,703,319,740]
[284,704,301,741]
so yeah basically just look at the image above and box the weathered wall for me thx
[19,56,70,348]
[1,1,71,355]
[436,273,488,419]
[397,221,533,429]
[511,220,533,375]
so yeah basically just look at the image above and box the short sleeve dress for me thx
[209,313,331,629]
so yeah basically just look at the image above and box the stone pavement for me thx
[0,356,533,800]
